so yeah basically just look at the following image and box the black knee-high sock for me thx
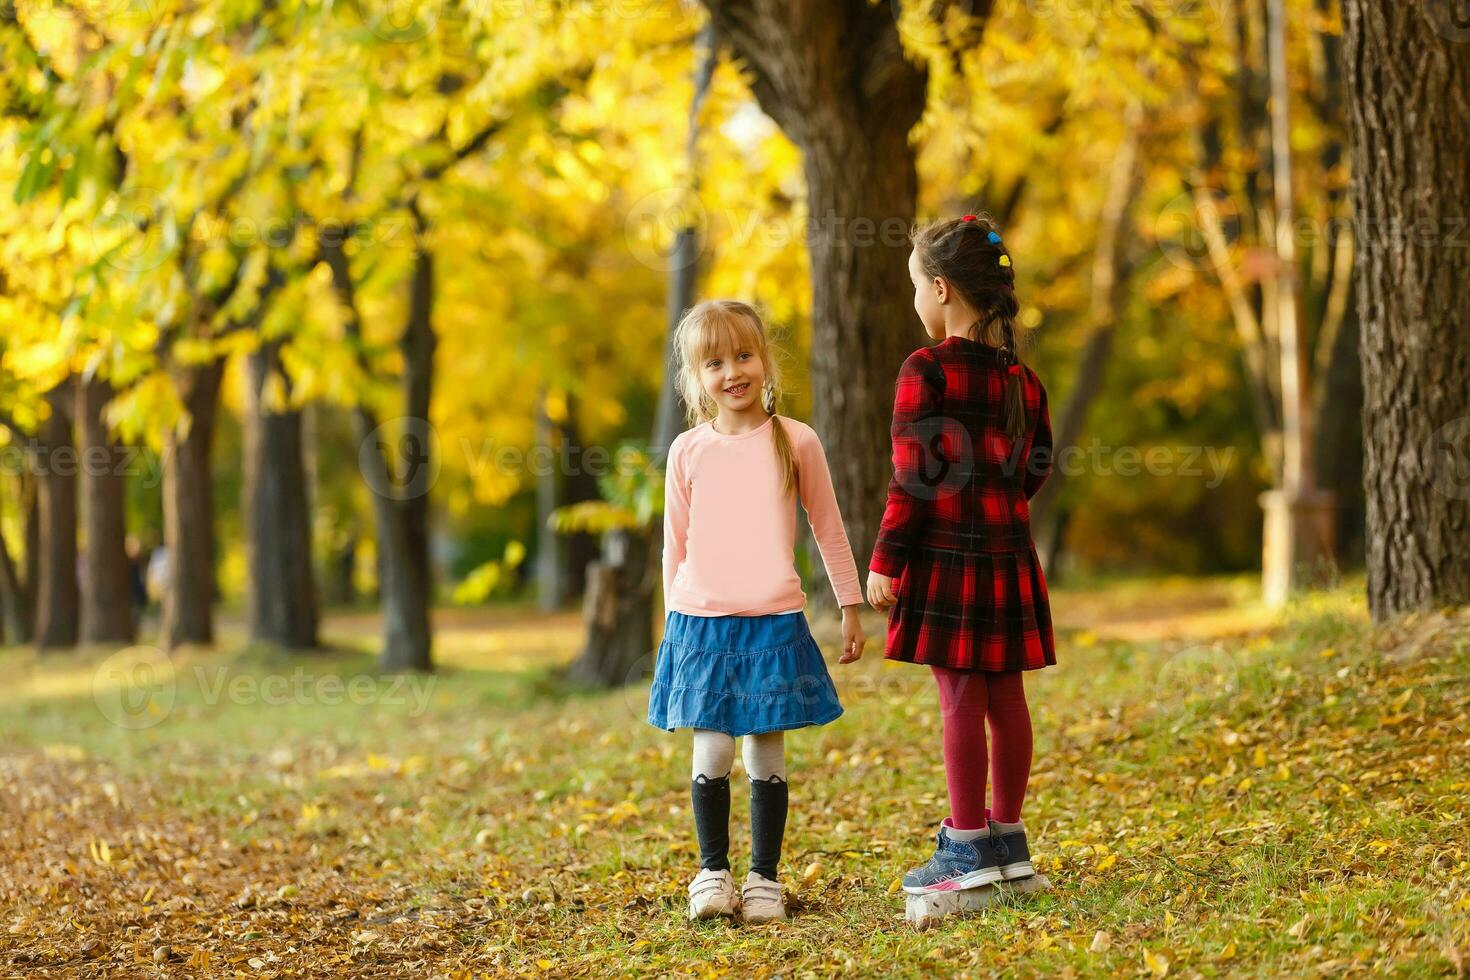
[690,774,731,872]
[749,775,788,880]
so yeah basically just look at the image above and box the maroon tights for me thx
[930,666,1032,829]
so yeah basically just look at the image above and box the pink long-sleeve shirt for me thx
[662,414,863,617]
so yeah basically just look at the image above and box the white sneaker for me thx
[741,871,787,924]
[688,868,740,920]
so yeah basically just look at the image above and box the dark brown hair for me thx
[911,213,1027,440]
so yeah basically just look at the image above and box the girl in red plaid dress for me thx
[866,214,1055,894]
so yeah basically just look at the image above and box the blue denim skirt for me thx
[647,610,844,737]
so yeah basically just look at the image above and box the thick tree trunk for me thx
[162,357,225,648]
[701,0,936,589]
[244,340,320,648]
[570,529,656,687]
[1343,0,1470,619]
[33,383,78,649]
[76,376,134,645]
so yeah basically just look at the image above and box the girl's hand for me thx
[838,605,866,664]
[866,571,897,611]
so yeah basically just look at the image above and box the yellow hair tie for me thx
[999,254,1012,267]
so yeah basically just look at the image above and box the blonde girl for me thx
[649,300,867,923]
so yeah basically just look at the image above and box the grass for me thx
[1,578,1467,977]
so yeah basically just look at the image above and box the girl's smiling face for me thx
[699,341,766,416]
[908,248,947,340]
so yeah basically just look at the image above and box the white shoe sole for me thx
[902,866,1004,895]
[689,898,740,920]
[689,904,739,920]
[999,861,1035,881]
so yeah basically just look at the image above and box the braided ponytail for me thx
[1000,318,1026,441]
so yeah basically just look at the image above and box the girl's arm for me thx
[662,439,691,602]
[795,427,864,609]
[1024,382,1053,500]
[869,349,946,578]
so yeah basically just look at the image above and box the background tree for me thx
[1343,0,1470,619]
[698,0,945,580]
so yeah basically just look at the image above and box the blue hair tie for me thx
[987,231,1002,245]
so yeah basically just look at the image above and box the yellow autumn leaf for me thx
[1143,949,1171,977]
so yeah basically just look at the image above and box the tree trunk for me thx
[561,393,602,598]
[569,27,716,685]
[33,382,78,649]
[652,23,716,463]
[77,376,134,645]
[570,529,656,687]
[1343,0,1470,619]
[701,0,937,584]
[1313,299,1365,566]
[22,471,38,625]
[535,390,570,612]
[162,357,225,648]
[0,483,28,645]
[379,238,436,672]
[533,393,600,610]
[324,228,435,672]
[244,340,320,648]
[1032,108,1142,574]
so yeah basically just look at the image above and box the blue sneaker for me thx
[989,820,1035,880]
[902,821,1004,894]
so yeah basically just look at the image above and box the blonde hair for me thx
[673,300,798,498]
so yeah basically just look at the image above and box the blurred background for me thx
[0,0,1379,675]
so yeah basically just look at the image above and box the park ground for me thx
[1,577,1467,978]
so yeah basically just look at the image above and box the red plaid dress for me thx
[869,335,1055,671]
